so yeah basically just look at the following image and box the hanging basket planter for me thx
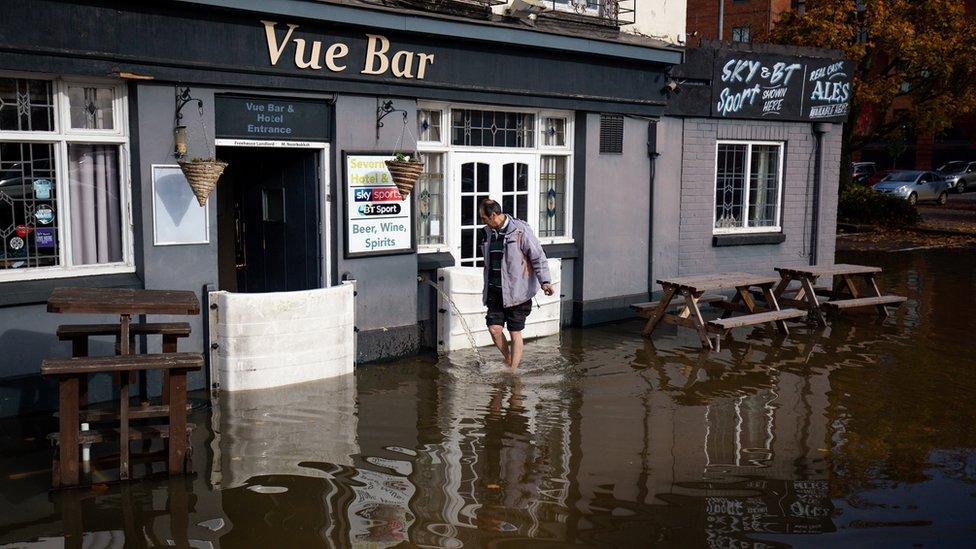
[385,155,424,198]
[178,158,228,207]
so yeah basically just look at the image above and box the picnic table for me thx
[633,272,805,351]
[773,264,906,324]
[43,288,202,487]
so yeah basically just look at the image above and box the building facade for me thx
[0,0,848,416]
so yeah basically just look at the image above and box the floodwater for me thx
[2,248,976,548]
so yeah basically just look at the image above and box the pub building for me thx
[0,0,850,415]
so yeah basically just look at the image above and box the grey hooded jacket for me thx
[481,217,551,308]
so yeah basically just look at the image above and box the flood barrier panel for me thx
[437,258,561,352]
[209,285,355,391]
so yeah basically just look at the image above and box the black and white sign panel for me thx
[712,52,853,122]
[344,153,415,258]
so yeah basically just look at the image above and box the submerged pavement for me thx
[1,248,975,547]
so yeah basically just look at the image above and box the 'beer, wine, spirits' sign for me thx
[344,153,414,258]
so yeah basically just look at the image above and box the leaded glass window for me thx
[416,152,444,246]
[417,109,441,143]
[714,142,783,233]
[451,109,535,148]
[539,156,567,237]
[67,84,115,130]
[543,117,566,147]
[0,142,59,269]
[0,74,130,281]
[0,78,55,132]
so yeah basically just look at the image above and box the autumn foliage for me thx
[769,0,976,169]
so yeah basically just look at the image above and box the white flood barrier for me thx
[209,284,355,391]
[437,258,561,352]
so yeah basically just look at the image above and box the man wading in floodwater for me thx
[479,199,554,369]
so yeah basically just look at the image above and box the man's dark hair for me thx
[479,198,503,217]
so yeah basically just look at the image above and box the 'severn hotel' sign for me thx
[262,20,436,80]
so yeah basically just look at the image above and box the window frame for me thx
[712,140,785,236]
[0,72,134,282]
[416,101,574,258]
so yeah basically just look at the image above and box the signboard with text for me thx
[215,95,331,141]
[711,52,853,122]
[344,153,414,258]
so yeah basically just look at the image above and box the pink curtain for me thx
[69,145,122,264]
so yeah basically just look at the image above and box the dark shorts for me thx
[485,287,533,332]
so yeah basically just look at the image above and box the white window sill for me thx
[0,263,136,284]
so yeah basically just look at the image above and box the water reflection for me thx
[1,248,975,547]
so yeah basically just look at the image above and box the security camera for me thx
[508,0,548,19]
[662,79,681,95]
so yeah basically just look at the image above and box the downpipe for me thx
[647,119,660,299]
[810,123,831,265]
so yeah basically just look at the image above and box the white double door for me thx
[451,153,537,267]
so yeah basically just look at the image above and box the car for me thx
[851,161,877,185]
[873,170,949,206]
[936,160,976,193]
[867,168,897,186]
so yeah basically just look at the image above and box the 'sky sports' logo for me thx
[354,187,402,202]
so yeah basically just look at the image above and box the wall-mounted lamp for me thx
[174,85,203,159]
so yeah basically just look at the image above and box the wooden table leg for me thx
[772,276,792,300]
[866,274,890,318]
[737,287,759,313]
[683,290,714,351]
[799,276,828,326]
[722,292,743,319]
[161,335,178,405]
[842,274,860,299]
[118,313,131,481]
[168,369,188,474]
[759,284,790,335]
[57,375,80,488]
[642,285,676,337]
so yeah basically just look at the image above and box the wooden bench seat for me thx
[55,403,193,422]
[41,352,203,376]
[822,295,907,310]
[48,423,196,445]
[630,295,727,317]
[707,308,806,331]
[57,322,191,340]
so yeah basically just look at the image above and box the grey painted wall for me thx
[660,117,840,278]
[580,114,652,303]
[652,117,683,284]
[334,96,421,360]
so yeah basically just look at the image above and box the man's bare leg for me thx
[488,325,511,365]
[509,331,524,369]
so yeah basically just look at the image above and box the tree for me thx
[768,0,976,180]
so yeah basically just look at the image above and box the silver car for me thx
[873,170,948,206]
[936,160,976,193]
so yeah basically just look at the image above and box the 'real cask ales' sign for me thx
[711,51,854,123]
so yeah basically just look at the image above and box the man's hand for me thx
[541,283,554,296]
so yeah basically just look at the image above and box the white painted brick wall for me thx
[677,118,842,276]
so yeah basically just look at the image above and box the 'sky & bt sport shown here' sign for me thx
[344,153,414,258]
[712,52,854,122]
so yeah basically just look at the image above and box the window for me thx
[731,26,751,43]
[417,103,573,262]
[417,108,442,144]
[416,152,445,246]
[713,141,783,234]
[0,75,131,281]
[451,109,535,148]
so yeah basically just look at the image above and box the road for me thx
[918,189,976,232]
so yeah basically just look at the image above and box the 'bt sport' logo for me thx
[358,203,401,216]
[354,187,402,202]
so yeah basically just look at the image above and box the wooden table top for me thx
[47,287,200,316]
[657,272,781,293]
[775,263,881,277]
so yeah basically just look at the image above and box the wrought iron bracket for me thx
[376,98,408,141]
[174,85,203,125]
